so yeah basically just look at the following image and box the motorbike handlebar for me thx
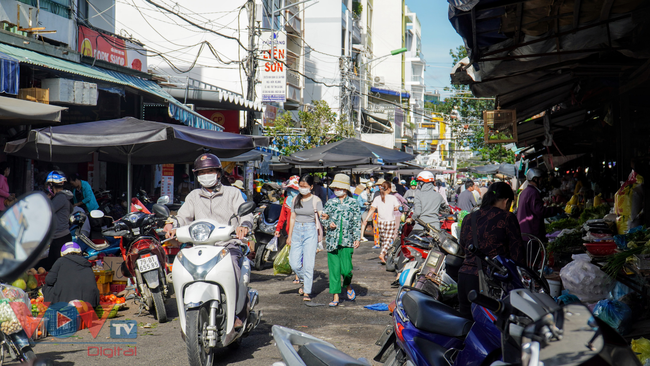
[468,290,502,314]
[467,244,508,275]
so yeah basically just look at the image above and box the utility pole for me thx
[339,56,353,129]
[246,0,257,135]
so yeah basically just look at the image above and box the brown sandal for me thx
[303,295,311,301]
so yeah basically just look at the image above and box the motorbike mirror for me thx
[157,195,170,205]
[90,210,105,219]
[152,203,171,219]
[0,192,55,283]
[237,201,257,217]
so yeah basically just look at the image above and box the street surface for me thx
[19,241,398,365]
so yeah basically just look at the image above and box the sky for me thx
[404,0,464,98]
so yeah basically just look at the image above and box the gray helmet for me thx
[526,168,544,181]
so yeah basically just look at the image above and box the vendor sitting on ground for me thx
[43,242,99,307]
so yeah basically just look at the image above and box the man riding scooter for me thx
[411,171,446,231]
[164,153,253,329]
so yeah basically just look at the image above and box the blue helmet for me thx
[46,170,66,185]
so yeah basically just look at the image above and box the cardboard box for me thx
[103,257,128,282]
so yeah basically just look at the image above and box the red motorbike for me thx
[100,203,171,322]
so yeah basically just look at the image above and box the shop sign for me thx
[78,26,147,71]
[160,164,174,203]
[263,105,277,126]
[196,110,240,133]
[259,31,286,102]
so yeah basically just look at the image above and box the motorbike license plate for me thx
[136,255,160,272]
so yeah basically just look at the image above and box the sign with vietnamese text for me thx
[263,105,277,126]
[161,164,174,202]
[78,26,147,71]
[260,31,286,102]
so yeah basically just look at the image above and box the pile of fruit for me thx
[11,268,45,291]
[100,294,126,305]
[30,297,48,317]
[0,300,21,334]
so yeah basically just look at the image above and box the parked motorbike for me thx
[69,210,122,259]
[376,243,549,366]
[172,201,261,366]
[251,201,284,271]
[0,192,58,366]
[98,204,172,322]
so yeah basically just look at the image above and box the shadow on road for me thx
[209,320,275,364]
[30,349,82,366]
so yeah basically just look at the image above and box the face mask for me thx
[198,173,218,188]
[299,188,311,195]
[334,190,346,197]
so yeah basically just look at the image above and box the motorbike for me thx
[69,210,122,259]
[376,243,550,366]
[251,200,284,271]
[172,201,261,366]
[0,284,36,366]
[98,204,172,322]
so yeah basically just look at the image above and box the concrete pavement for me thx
[20,241,398,365]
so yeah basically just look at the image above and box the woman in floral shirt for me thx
[321,174,361,307]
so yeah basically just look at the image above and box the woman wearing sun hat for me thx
[321,174,361,307]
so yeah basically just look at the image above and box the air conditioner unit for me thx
[374,76,385,85]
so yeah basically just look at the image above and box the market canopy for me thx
[280,138,414,166]
[468,163,516,177]
[0,96,68,124]
[4,117,255,164]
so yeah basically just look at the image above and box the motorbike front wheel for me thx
[253,245,266,271]
[186,307,214,366]
[151,288,168,323]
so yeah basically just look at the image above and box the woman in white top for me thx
[361,181,400,264]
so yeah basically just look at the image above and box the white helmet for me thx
[416,171,435,183]
[526,168,544,181]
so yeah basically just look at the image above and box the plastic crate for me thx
[94,270,113,285]
[31,318,48,340]
[110,284,126,293]
[78,311,96,330]
[98,283,111,295]
[35,273,47,287]
[44,305,78,337]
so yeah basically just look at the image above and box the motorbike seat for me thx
[298,342,369,366]
[402,290,473,338]
[263,204,282,223]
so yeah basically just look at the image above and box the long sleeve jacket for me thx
[516,185,557,240]
[175,186,253,230]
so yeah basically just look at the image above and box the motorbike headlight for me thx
[441,238,460,255]
[189,223,215,242]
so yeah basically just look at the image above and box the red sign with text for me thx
[196,110,240,133]
[78,26,146,71]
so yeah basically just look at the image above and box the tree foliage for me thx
[434,46,515,164]
[265,100,355,155]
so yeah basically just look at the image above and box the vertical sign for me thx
[260,31,286,102]
[263,105,277,126]
[161,164,174,202]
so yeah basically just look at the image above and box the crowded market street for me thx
[19,242,396,365]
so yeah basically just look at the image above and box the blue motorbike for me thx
[375,244,549,366]
[69,210,121,259]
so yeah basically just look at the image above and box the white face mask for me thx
[299,188,311,195]
[198,173,218,188]
[334,190,346,197]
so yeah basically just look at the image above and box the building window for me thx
[77,0,88,22]
[17,0,72,19]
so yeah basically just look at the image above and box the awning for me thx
[0,95,68,124]
[370,87,410,98]
[0,51,19,95]
[0,43,222,131]
[361,109,393,133]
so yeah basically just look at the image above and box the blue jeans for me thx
[289,222,318,295]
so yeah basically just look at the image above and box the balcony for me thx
[287,70,301,88]
[285,10,301,35]
[352,19,362,44]
[18,0,71,18]
[406,75,425,88]
[287,84,301,102]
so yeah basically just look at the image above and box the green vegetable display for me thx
[578,205,610,225]
[602,246,645,278]
[547,231,583,253]
[546,218,580,232]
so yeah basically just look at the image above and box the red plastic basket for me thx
[35,273,47,287]
[110,284,126,293]
[584,242,617,256]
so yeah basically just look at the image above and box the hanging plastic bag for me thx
[592,299,632,335]
[632,337,650,364]
[560,254,615,303]
[273,244,292,276]
[267,236,279,252]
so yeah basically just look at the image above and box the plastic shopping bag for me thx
[632,337,650,364]
[267,236,279,252]
[560,254,614,303]
[592,299,632,335]
[273,244,292,276]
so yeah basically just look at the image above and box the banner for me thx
[78,26,147,72]
[263,105,277,126]
[196,110,239,133]
[160,164,174,202]
[260,31,286,102]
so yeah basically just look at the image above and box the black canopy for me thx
[280,138,414,166]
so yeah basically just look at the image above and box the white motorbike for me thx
[172,201,261,366]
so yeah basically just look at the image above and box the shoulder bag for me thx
[471,212,490,295]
